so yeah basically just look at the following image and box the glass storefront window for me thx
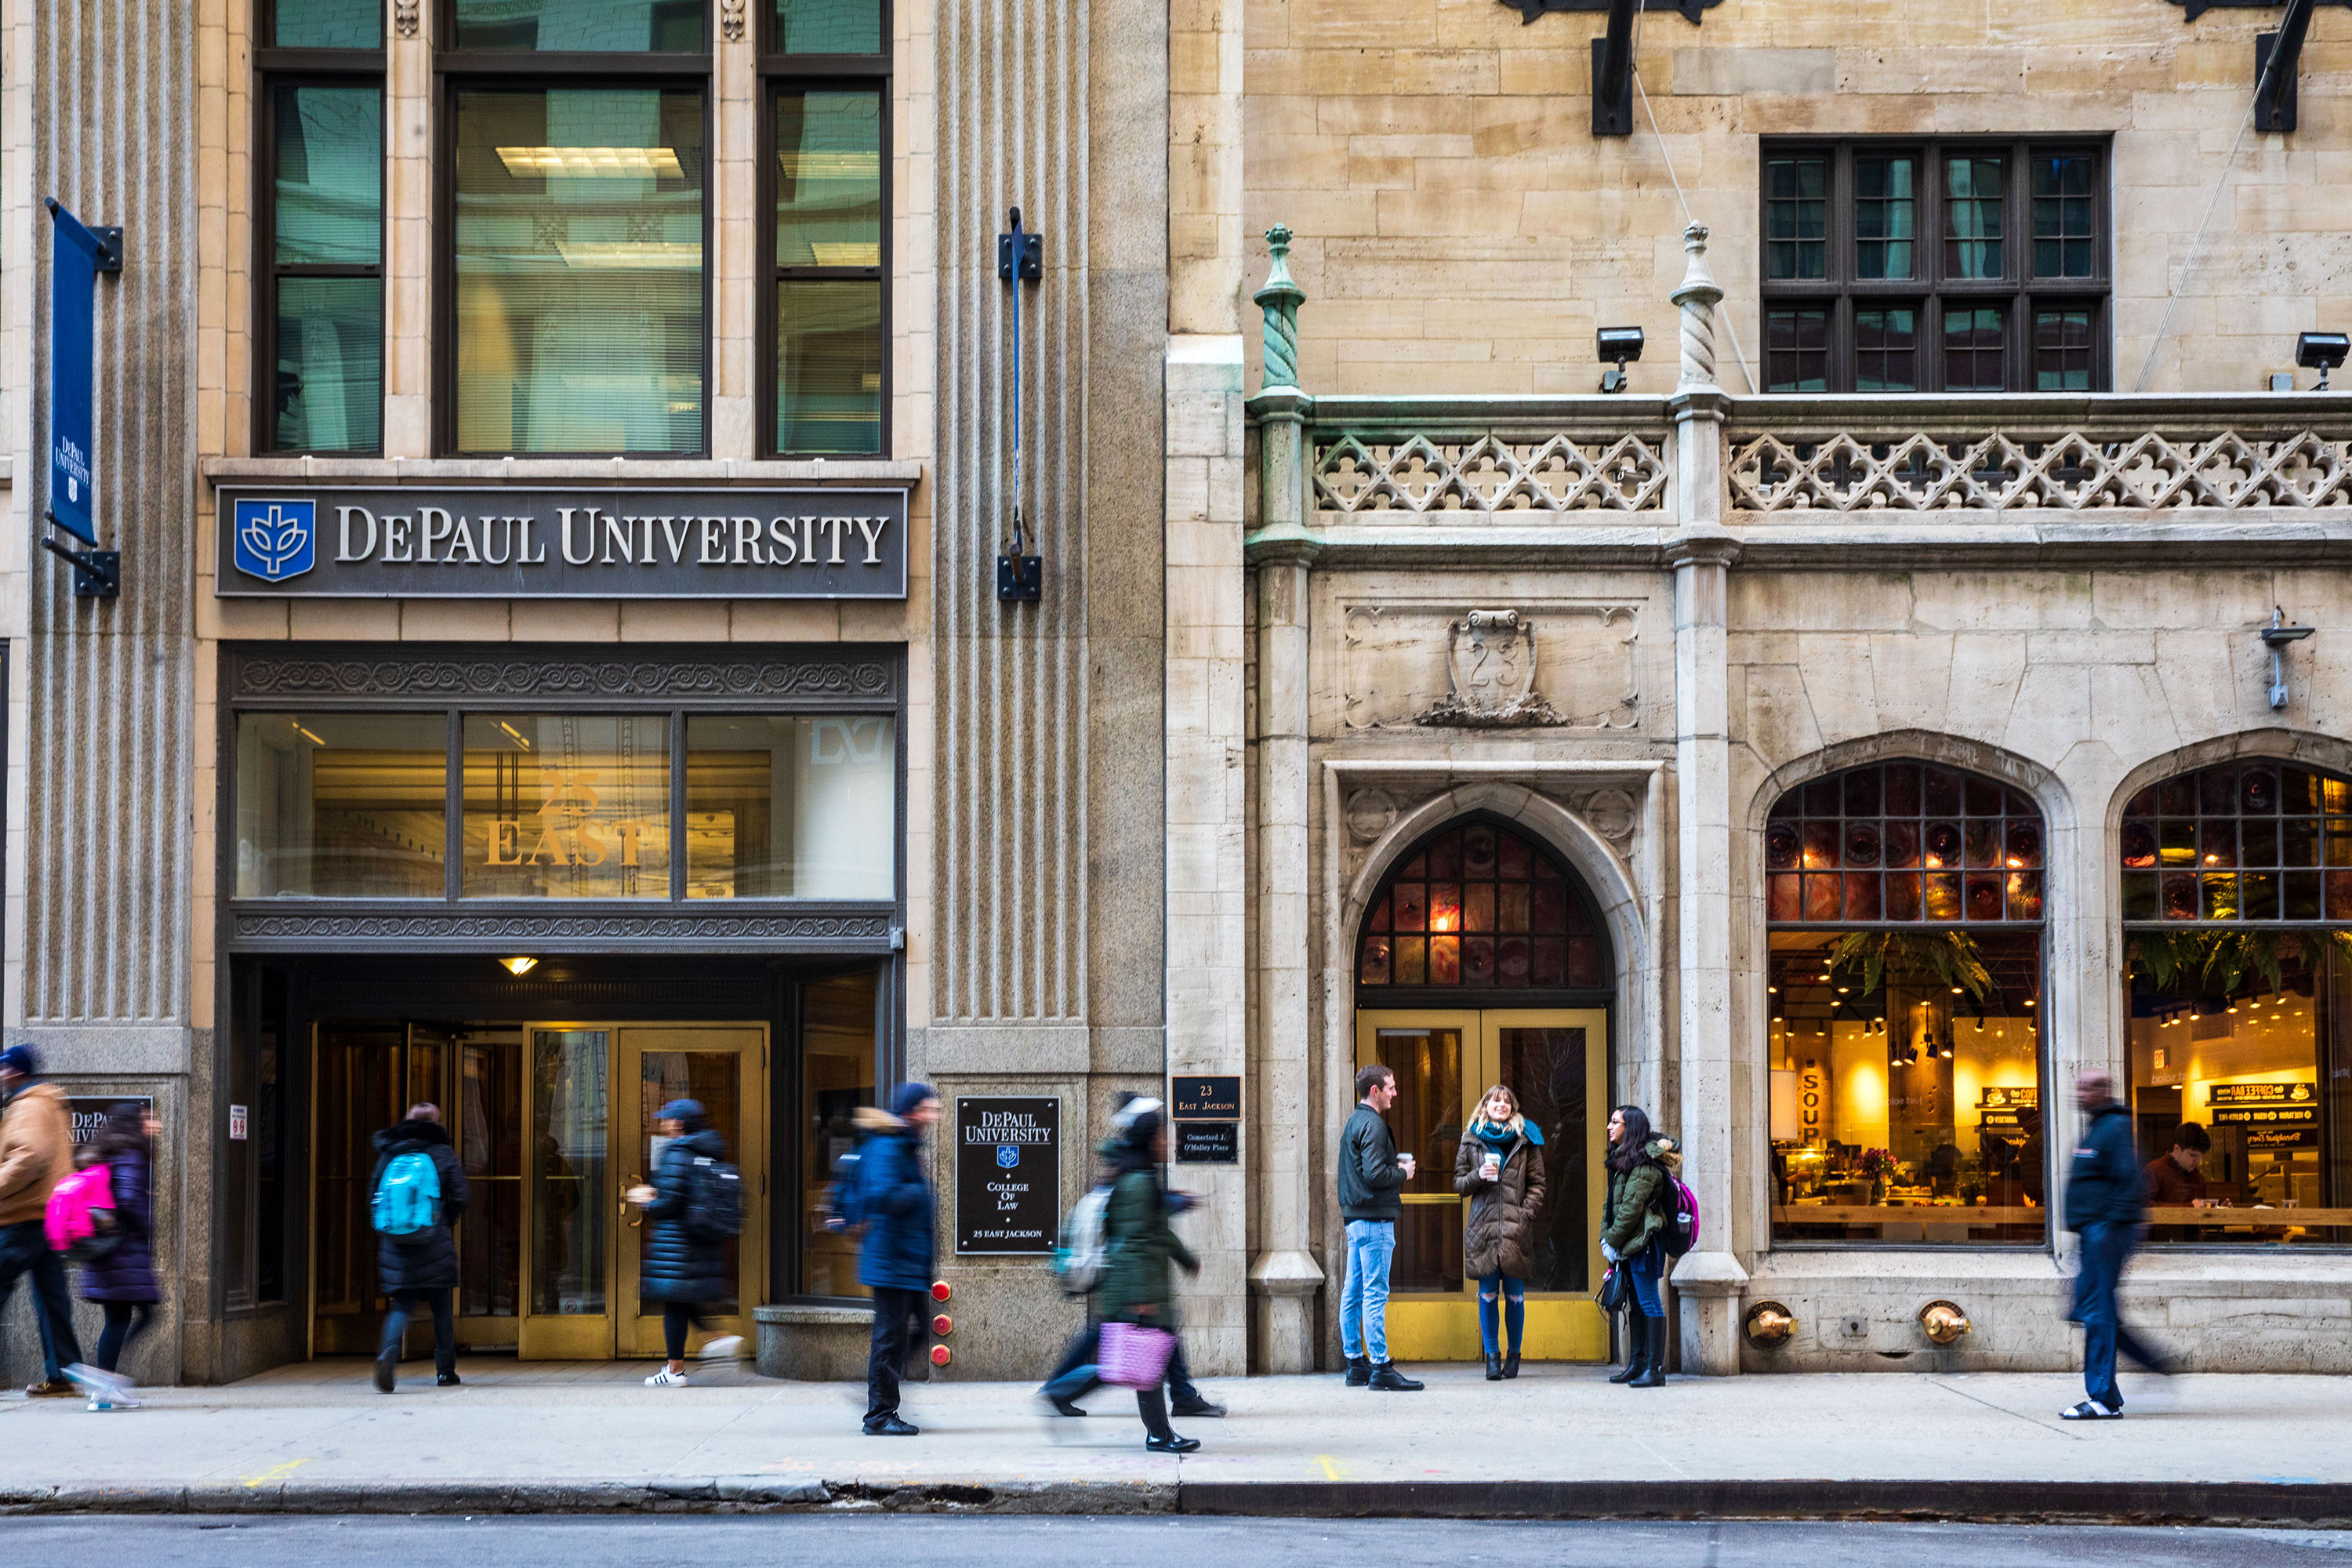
[684,715,895,898]
[462,714,672,898]
[800,970,878,1297]
[1767,761,2049,1246]
[453,87,706,455]
[235,713,448,898]
[453,0,706,50]
[532,1029,609,1315]
[2123,760,2352,1246]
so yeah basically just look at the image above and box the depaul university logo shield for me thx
[232,498,316,583]
[996,1145,1021,1170]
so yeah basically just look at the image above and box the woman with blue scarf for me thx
[1453,1084,1548,1380]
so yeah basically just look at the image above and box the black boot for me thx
[1368,1362,1424,1392]
[1501,1348,1521,1380]
[1608,1313,1646,1385]
[1483,1352,1502,1381]
[1140,1388,1200,1453]
[1632,1316,1667,1388]
[1344,1356,1371,1387]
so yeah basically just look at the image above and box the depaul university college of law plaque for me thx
[216,484,909,598]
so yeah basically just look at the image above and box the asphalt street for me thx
[9,1517,2350,1566]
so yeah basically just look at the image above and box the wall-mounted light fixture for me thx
[2297,332,2348,391]
[2260,605,2315,711]
[1597,326,1644,394]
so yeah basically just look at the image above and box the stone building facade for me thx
[0,0,2347,1388]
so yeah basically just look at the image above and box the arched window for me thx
[2122,759,2352,1246]
[1356,817,1606,993]
[1765,761,2046,1248]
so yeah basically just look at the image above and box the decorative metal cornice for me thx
[230,909,898,950]
[230,648,898,704]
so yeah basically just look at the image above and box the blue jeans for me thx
[1477,1272,1525,1355]
[0,1218,83,1380]
[2071,1221,2168,1408]
[1624,1245,1664,1318]
[1338,1218,1396,1363]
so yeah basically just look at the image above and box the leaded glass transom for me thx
[1357,820,1602,989]
[2121,761,2352,924]
[1767,762,2044,924]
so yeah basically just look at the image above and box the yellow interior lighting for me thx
[499,956,539,976]
[497,145,684,178]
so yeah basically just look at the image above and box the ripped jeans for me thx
[1477,1272,1526,1356]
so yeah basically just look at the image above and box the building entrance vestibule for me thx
[1350,813,1617,1363]
[312,1018,768,1361]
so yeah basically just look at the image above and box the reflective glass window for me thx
[684,715,896,898]
[775,89,884,454]
[269,85,383,453]
[453,0,705,50]
[453,87,706,455]
[235,713,448,897]
[461,713,673,898]
[272,0,384,47]
[775,0,882,53]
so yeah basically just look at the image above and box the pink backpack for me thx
[45,1162,119,1262]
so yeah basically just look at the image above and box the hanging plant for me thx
[2125,928,2352,997]
[1827,930,1993,1007]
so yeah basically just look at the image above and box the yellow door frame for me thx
[1355,1007,1610,1362]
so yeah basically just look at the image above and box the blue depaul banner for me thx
[46,200,107,546]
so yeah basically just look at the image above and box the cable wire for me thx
[1629,0,1759,394]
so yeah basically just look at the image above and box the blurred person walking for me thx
[0,1044,85,1396]
[1082,1106,1201,1451]
[370,1102,469,1393]
[1338,1063,1421,1391]
[630,1099,745,1387]
[1599,1105,1679,1390]
[1040,1094,1224,1421]
[2062,1070,2174,1419]
[69,1103,162,1410]
[1456,1083,1546,1381]
[854,1083,941,1436]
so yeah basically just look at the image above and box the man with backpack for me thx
[370,1102,469,1393]
[0,1044,85,1396]
[848,1082,940,1436]
[630,1098,745,1386]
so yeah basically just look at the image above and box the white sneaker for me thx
[696,1335,745,1361]
[644,1367,690,1387]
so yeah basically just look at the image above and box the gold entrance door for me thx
[1354,1008,1609,1362]
[521,1026,615,1358]
[616,1027,767,1358]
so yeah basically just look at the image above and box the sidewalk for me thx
[4,1358,2350,1523]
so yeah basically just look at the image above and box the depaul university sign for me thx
[216,485,909,599]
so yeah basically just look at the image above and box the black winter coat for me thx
[855,1118,936,1293]
[81,1146,159,1304]
[641,1127,731,1305]
[371,1120,470,1294]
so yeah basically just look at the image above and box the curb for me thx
[4,1477,2348,1525]
[1182,1479,2352,1527]
[0,1478,1176,1518]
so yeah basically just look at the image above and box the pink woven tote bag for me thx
[1097,1320,1176,1388]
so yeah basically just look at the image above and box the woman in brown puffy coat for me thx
[1454,1083,1547,1381]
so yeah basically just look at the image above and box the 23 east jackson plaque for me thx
[953,1097,1060,1254]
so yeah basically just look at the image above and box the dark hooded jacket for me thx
[854,1107,936,1292]
[371,1120,470,1294]
[2064,1099,2144,1233]
[641,1125,731,1305]
[81,1144,159,1304]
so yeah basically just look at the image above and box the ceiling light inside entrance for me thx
[500,956,539,976]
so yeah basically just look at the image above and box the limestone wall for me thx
[1240,0,2352,395]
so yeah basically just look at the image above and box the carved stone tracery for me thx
[1315,432,1668,515]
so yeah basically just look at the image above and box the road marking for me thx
[1314,1454,1348,1481]
[240,1458,314,1489]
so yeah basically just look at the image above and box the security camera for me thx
[2297,332,2349,390]
[1597,326,1645,394]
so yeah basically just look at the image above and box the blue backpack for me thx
[372,1151,441,1244]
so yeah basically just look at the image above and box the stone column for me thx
[1245,227,1323,1370]
[1665,224,1748,1374]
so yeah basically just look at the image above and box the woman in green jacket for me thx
[1600,1104,1680,1389]
[1097,1108,1202,1452]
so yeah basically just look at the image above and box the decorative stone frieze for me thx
[1341,601,1639,731]
[1730,428,2352,514]
[1314,432,1669,515]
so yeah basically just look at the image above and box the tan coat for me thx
[0,1081,73,1227]
[1454,1120,1548,1281]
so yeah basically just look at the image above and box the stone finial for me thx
[1669,223,1724,392]
[1254,224,1307,391]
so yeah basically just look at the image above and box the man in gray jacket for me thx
[1337,1063,1421,1391]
